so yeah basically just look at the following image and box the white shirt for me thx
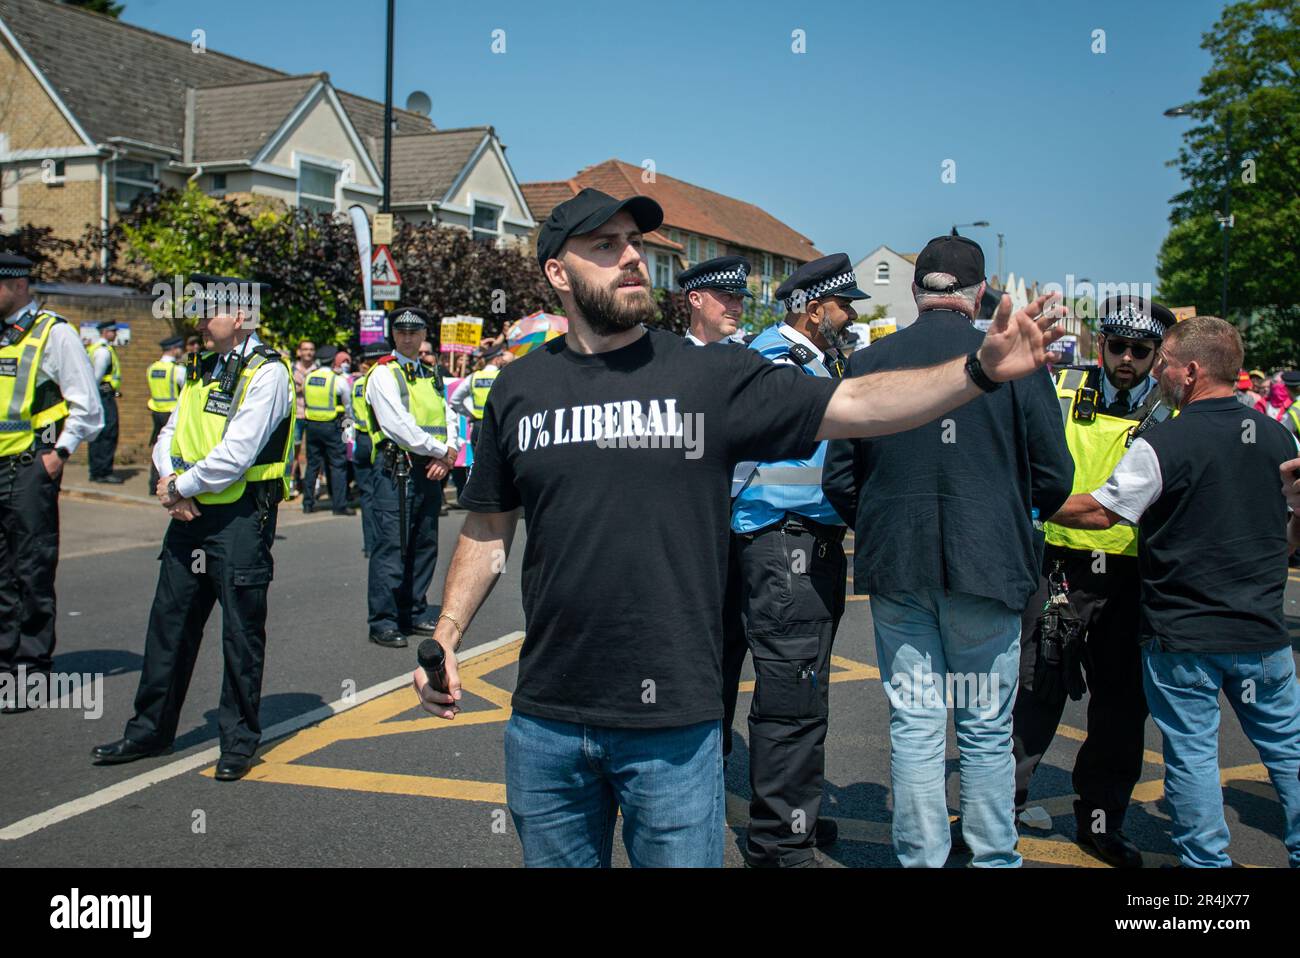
[89,336,113,381]
[158,354,186,392]
[3,300,104,454]
[154,333,292,499]
[1101,372,1155,413]
[684,332,706,347]
[449,375,476,420]
[364,352,459,459]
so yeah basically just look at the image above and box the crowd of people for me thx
[3,184,1299,869]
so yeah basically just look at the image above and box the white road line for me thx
[0,630,526,842]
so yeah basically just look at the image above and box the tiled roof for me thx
[191,76,321,163]
[388,128,489,206]
[0,0,434,157]
[524,159,819,263]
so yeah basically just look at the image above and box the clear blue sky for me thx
[120,0,1227,292]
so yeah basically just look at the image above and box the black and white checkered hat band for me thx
[202,287,260,307]
[682,266,747,292]
[784,271,857,310]
[392,311,424,327]
[1101,305,1164,339]
[0,265,29,277]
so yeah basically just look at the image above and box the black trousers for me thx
[736,520,847,865]
[0,452,61,675]
[303,419,349,513]
[147,410,170,493]
[366,463,440,633]
[88,390,118,478]
[353,432,378,555]
[1012,544,1147,829]
[721,531,747,758]
[125,483,280,757]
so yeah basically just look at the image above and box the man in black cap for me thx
[823,235,1074,867]
[86,318,123,482]
[677,255,752,345]
[0,253,104,709]
[363,306,459,648]
[146,335,187,493]
[1008,295,1173,867]
[677,255,752,770]
[727,252,867,866]
[94,274,294,778]
[412,189,1068,867]
[300,343,354,515]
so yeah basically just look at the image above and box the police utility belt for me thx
[744,512,847,545]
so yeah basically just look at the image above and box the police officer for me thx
[678,255,753,761]
[731,252,866,865]
[1011,295,1173,867]
[146,335,186,492]
[1280,370,1300,439]
[86,318,123,483]
[0,253,103,709]
[449,346,511,449]
[351,341,390,558]
[364,307,459,648]
[92,274,295,779]
[300,343,354,515]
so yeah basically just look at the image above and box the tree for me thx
[1156,0,1300,369]
[57,1,125,18]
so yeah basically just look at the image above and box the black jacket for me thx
[822,309,1074,612]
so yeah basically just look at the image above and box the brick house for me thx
[0,0,536,271]
[522,159,820,303]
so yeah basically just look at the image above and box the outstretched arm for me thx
[816,293,1066,441]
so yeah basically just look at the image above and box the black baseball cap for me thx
[913,235,986,291]
[536,188,664,269]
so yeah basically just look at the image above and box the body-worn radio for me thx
[1072,386,1099,423]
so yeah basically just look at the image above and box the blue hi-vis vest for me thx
[730,325,845,533]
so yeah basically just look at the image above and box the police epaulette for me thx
[251,344,281,362]
[787,342,816,366]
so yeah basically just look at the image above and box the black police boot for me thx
[215,754,254,781]
[369,630,408,649]
[92,738,173,765]
[1075,802,1142,868]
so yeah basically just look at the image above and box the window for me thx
[669,229,680,245]
[653,251,673,289]
[210,172,228,193]
[782,258,794,278]
[762,253,773,278]
[113,159,157,210]
[706,239,717,259]
[472,201,502,244]
[687,235,699,263]
[876,261,890,283]
[298,162,338,215]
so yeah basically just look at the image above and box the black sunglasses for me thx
[1106,340,1153,360]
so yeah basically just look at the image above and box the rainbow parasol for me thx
[505,312,567,356]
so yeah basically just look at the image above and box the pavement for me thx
[2,477,1299,868]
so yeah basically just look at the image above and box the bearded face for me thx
[568,265,659,337]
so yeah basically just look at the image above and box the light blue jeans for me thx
[872,589,1022,867]
[503,712,724,867]
[1142,644,1300,867]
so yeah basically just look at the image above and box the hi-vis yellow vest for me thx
[302,368,343,422]
[146,359,180,412]
[1044,367,1148,557]
[470,364,500,420]
[88,341,122,391]
[371,362,446,462]
[170,349,296,505]
[0,310,70,456]
[351,373,370,433]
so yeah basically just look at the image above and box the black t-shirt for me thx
[460,327,838,728]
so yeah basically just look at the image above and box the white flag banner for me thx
[349,204,373,308]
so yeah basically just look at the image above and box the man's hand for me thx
[412,633,462,719]
[1282,458,1300,511]
[976,292,1069,383]
[40,449,64,481]
[426,458,450,481]
[167,497,201,522]
[156,473,180,507]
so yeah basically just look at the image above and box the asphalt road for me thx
[2,488,1298,868]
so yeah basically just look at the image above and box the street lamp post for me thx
[382,0,395,213]
[1164,104,1232,320]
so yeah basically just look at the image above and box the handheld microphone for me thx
[417,638,450,696]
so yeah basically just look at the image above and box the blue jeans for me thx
[1142,644,1300,868]
[872,589,1022,867]
[503,712,724,867]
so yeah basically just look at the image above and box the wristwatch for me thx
[965,351,1001,393]
[55,447,70,461]
[167,477,178,500]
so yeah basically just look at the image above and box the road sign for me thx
[373,213,394,246]
[371,245,402,301]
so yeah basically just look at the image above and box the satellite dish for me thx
[405,91,432,116]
